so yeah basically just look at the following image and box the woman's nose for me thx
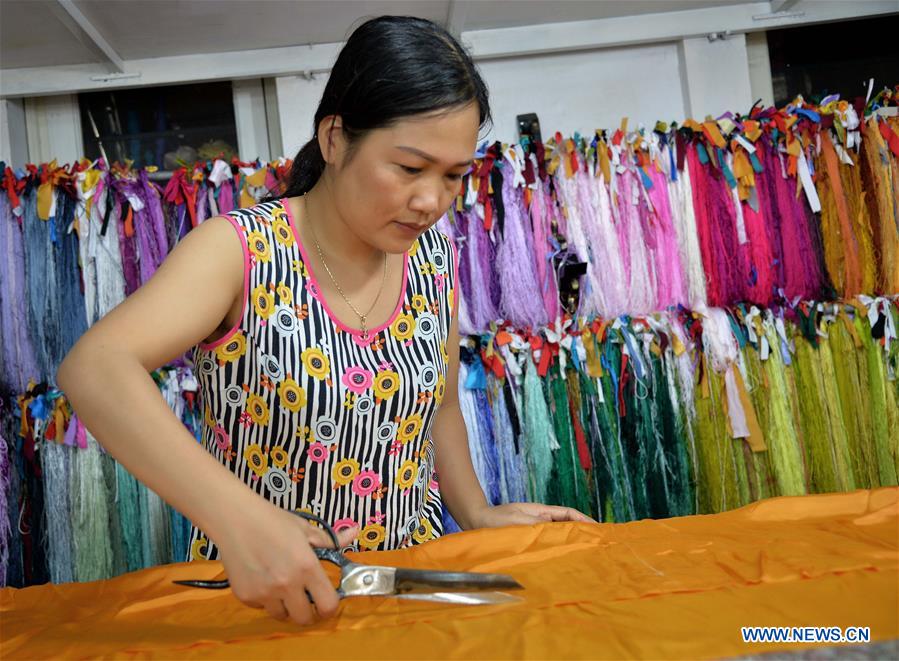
[409,189,440,216]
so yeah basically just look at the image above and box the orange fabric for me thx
[3,488,897,659]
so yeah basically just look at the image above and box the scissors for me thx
[174,511,523,605]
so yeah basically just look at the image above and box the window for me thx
[78,81,238,170]
[767,14,899,106]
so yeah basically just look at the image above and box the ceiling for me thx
[0,0,752,70]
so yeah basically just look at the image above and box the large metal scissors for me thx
[174,511,523,605]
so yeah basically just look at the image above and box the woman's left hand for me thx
[469,502,596,529]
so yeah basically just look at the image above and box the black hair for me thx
[268,15,491,199]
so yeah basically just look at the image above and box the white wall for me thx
[232,78,271,162]
[1,98,29,165]
[273,36,754,150]
[275,73,327,158]
[746,31,775,109]
[476,42,687,141]
[679,33,754,120]
[23,95,83,165]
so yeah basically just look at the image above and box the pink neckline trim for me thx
[280,198,409,338]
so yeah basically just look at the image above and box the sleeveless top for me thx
[187,198,457,560]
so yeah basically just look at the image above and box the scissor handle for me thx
[287,512,352,599]
[314,546,350,568]
[291,510,340,549]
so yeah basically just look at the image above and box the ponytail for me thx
[264,136,325,201]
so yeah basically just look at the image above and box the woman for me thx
[58,15,591,626]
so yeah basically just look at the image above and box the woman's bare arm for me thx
[57,216,254,543]
[57,217,355,624]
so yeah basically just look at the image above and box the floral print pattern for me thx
[189,199,456,561]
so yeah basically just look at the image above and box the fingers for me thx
[507,510,546,525]
[280,587,316,625]
[274,555,333,625]
[301,522,359,549]
[220,506,352,628]
[236,574,317,626]
[302,524,333,548]
[281,519,347,624]
[543,505,596,522]
[336,526,360,548]
[304,569,342,619]
[262,598,289,621]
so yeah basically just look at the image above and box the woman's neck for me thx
[301,183,380,266]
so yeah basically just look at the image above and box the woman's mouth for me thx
[392,220,427,237]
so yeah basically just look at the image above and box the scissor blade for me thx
[394,591,523,605]
[393,567,523,593]
[172,579,230,589]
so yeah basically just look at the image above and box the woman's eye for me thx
[400,165,422,175]
[446,173,464,181]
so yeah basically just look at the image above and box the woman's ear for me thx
[317,115,345,165]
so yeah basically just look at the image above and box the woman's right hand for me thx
[215,501,359,626]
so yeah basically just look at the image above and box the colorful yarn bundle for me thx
[0,193,40,394]
[457,300,898,523]
[1,86,897,587]
[1,369,201,587]
[446,96,899,324]
[0,156,296,587]
[0,156,291,388]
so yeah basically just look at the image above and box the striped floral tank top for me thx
[187,198,457,560]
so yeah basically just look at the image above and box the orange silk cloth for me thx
[3,488,897,659]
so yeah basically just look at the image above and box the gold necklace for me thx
[306,209,388,337]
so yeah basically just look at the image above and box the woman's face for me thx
[321,103,480,254]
